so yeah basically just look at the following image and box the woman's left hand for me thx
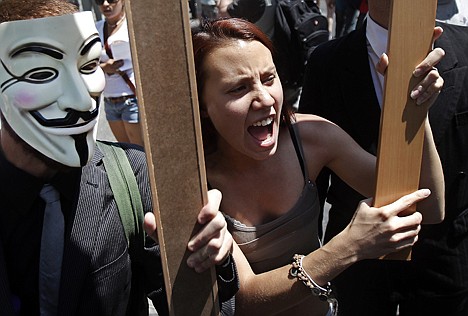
[143,189,233,273]
[187,189,233,273]
[100,58,124,75]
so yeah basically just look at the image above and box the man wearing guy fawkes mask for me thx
[0,1,238,315]
[0,10,104,169]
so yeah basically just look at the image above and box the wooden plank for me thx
[374,0,437,260]
[124,1,219,314]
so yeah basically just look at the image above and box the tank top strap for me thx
[287,122,310,181]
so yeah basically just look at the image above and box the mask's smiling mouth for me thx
[30,106,99,128]
[248,116,274,142]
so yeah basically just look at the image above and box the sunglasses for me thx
[95,0,120,5]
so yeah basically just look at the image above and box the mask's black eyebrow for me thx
[10,44,64,60]
[80,34,101,56]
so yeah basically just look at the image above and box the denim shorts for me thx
[104,96,139,123]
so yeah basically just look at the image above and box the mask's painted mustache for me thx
[31,104,99,128]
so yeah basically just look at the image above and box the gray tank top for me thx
[224,124,321,274]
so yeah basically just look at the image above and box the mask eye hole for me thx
[23,67,58,83]
[81,59,100,74]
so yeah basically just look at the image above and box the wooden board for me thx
[124,1,219,314]
[374,0,437,260]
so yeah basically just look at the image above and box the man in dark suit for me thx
[0,0,237,315]
[298,0,468,315]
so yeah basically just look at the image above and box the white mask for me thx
[0,11,105,167]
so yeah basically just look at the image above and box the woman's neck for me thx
[208,144,265,174]
[107,11,126,28]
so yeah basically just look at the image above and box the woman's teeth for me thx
[252,117,273,127]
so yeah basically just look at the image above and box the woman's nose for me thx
[252,86,275,108]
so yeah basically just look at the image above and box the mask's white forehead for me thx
[0,11,98,58]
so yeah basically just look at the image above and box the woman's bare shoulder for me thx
[294,113,342,139]
[294,112,328,122]
[292,113,358,161]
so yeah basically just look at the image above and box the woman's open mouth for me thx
[248,116,274,142]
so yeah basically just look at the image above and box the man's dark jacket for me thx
[299,21,468,315]
[0,143,238,315]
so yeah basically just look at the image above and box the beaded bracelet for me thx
[289,254,339,315]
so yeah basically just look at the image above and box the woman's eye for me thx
[229,85,246,94]
[263,75,275,85]
[81,59,100,74]
[23,68,58,83]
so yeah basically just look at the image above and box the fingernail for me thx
[421,189,431,197]
[411,86,424,100]
[413,69,422,77]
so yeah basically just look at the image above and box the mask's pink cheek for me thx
[13,91,38,109]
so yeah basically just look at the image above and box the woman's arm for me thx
[233,189,427,315]
[297,45,446,223]
[416,119,445,223]
[298,113,444,224]
[297,115,377,198]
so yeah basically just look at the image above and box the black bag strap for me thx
[96,141,144,255]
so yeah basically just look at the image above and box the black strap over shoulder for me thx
[287,121,310,181]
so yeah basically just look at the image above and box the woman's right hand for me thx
[100,58,124,75]
[341,189,430,260]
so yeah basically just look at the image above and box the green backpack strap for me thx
[96,141,145,255]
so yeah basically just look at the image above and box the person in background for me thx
[356,0,368,29]
[200,0,219,20]
[189,0,199,19]
[299,0,468,314]
[218,0,276,43]
[184,18,444,316]
[325,0,336,38]
[76,0,103,20]
[0,1,238,315]
[67,0,80,7]
[334,0,360,38]
[437,0,468,26]
[95,0,143,146]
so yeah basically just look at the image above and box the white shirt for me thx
[366,15,388,108]
[96,19,135,98]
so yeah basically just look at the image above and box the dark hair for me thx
[192,18,294,153]
[0,0,78,23]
